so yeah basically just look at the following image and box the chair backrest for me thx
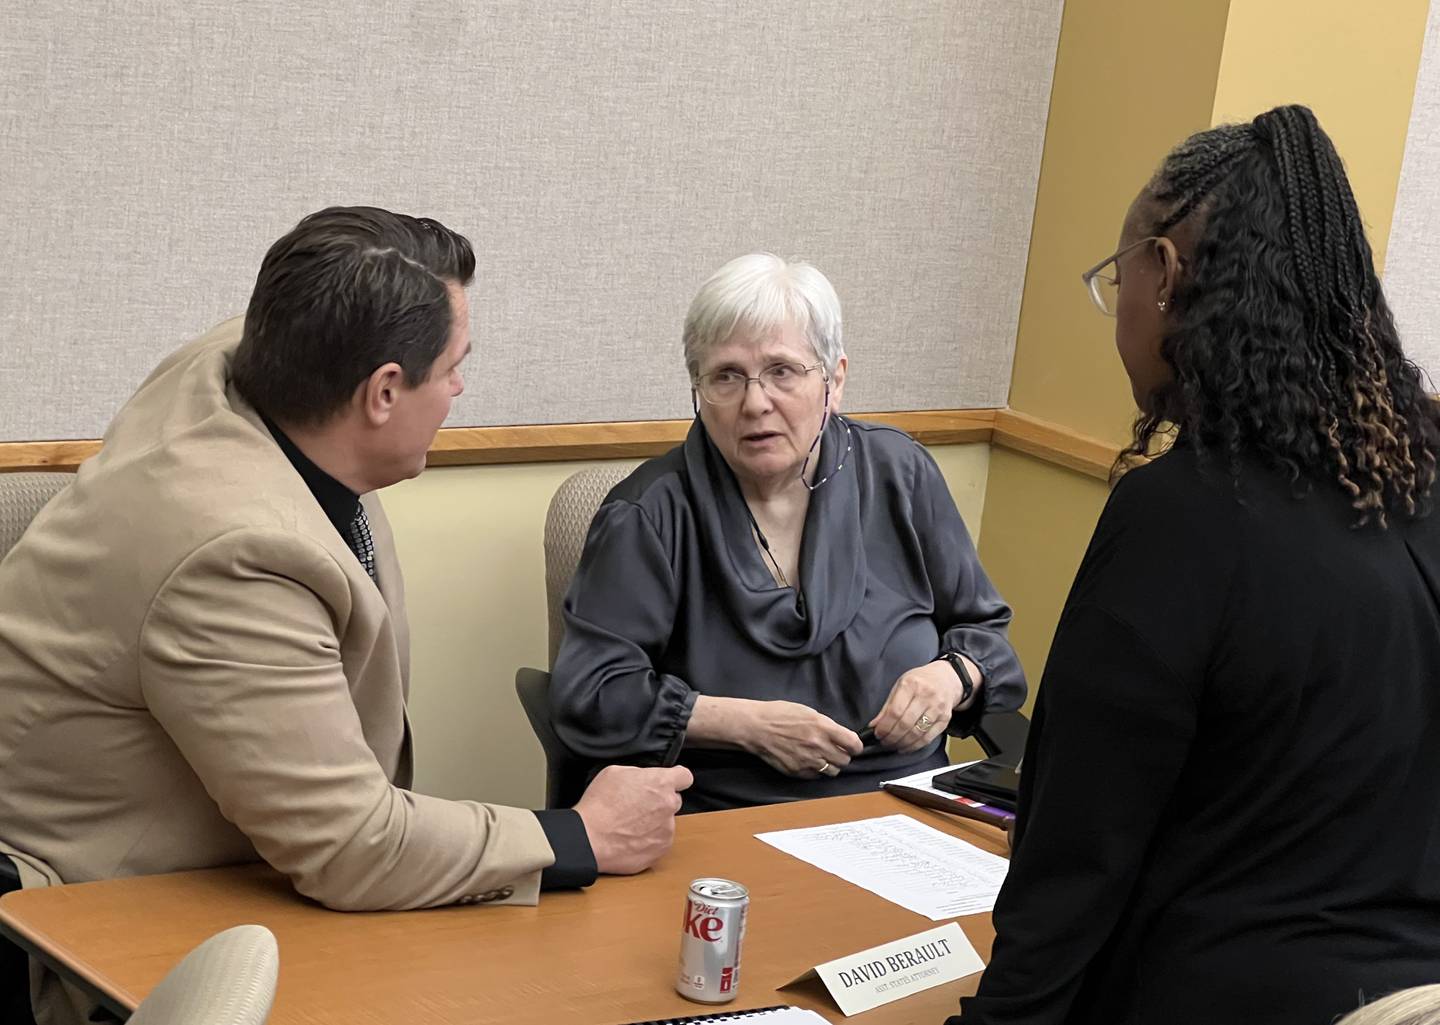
[542,463,637,667]
[128,924,278,1025]
[0,472,72,562]
[522,463,639,810]
[515,668,591,809]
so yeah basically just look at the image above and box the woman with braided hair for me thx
[951,106,1440,1025]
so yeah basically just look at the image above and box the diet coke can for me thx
[675,877,749,1003]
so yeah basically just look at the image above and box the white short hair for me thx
[1337,986,1440,1025]
[683,253,844,379]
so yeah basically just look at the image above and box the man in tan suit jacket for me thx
[0,207,691,1025]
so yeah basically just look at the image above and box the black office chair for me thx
[973,710,1030,766]
[514,668,594,810]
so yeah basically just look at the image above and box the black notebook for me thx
[619,1005,829,1024]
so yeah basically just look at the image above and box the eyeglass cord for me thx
[747,514,807,616]
[801,413,853,492]
[742,410,854,615]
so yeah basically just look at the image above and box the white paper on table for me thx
[755,814,1008,920]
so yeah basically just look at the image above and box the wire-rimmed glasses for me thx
[693,362,823,405]
[690,360,852,492]
[1080,236,1162,316]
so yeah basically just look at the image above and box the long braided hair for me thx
[1119,105,1440,527]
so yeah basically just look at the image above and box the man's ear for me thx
[358,362,404,427]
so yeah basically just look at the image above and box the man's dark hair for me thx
[1120,105,1440,527]
[232,206,475,425]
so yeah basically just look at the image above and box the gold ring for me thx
[913,714,934,733]
[817,760,832,775]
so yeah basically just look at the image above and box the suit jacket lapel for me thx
[362,494,414,789]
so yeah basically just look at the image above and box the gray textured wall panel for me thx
[1387,0,1440,386]
[1,1,1061,438]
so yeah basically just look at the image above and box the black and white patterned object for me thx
[346,505,377,582]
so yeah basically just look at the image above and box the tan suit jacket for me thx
[0,320,555,1022]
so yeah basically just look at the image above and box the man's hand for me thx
[574,765,693,875]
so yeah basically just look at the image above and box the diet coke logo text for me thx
[684,899,725,942]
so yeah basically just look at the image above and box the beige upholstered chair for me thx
[541,462,639,666]
[517,462,637,809]
[128,924,278,1025]
[0,472,72,560]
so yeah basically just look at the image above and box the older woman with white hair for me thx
[550,253,1026,810]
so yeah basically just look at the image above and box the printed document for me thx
[755,814,1008,919]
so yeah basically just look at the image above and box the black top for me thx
[954,444,1440,1025]
[264,418,596,889]
[551,416,1026,811]
[264,414,361,538]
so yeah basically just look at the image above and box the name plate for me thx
[781,922,984,1016]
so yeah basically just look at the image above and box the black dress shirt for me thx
[264,417,596,890]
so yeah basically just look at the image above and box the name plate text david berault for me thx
[781,922,985,1016]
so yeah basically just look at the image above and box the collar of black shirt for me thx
[260,413,361,539]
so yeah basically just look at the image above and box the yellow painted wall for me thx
[383,443,993,808]
[1004,0,1235,446]
[975,449,1109,715]
[981,0,1432,709]
[979,0,1234,698]
[1210,0,1432,272]
[979,466,1110,714]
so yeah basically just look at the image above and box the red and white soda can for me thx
[675,877,749,1003]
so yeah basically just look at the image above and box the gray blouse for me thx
[550,416,1026,811]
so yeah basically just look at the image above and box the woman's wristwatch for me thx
[940,650,976,706]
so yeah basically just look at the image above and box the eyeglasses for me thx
[693,362,824,405]
[1080,236,1162,317]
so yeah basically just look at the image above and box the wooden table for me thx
[0,792,1006,1024]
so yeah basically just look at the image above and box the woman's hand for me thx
[870,657,982,753]
[743,700,864,777]
[687,695,862,777]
